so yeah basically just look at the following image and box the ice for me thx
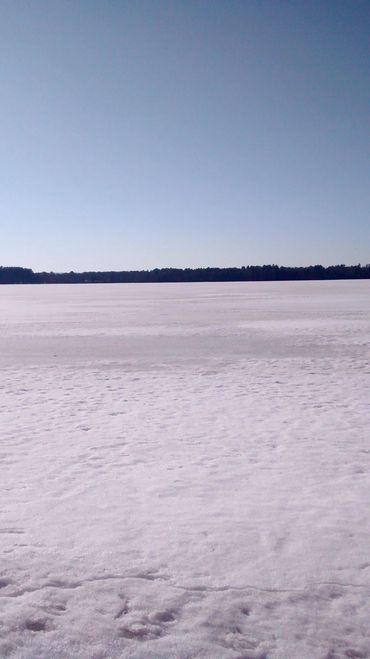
[0,280,370,658]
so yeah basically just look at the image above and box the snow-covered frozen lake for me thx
[1,281,370,659]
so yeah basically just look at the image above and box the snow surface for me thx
[1,280,370,659]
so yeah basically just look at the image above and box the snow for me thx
[0,280,370,659]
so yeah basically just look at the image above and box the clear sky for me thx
[1,0,369,271]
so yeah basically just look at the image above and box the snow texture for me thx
[1,281,370,659]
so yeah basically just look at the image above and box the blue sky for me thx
[1,0,369,271]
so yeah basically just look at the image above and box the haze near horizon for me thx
[1,0,369,271]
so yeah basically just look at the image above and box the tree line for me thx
[1,263,370,284]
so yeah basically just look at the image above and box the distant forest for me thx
[1,264,370,284]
